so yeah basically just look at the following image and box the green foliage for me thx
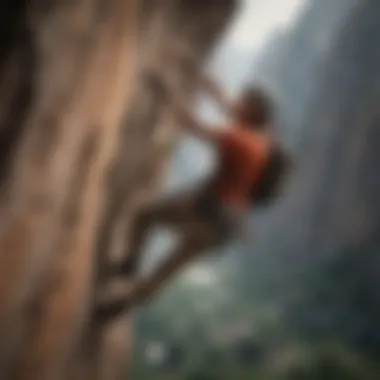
[282,342,379,380]
[132,268,380,380]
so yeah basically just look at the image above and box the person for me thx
[97,70,286,321]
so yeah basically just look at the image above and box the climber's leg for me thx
[127,193,245,304]
[108,180,243,283]
[128,221,222,304]
[113,189,202,276]
[96,195,244,321]
[96,221,222,322]
[117,206,162,276]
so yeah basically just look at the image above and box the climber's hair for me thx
[239,86,274,129]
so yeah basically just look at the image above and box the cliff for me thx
[0,1,236,379]
[244,0,380,357]
[253,0,357,148]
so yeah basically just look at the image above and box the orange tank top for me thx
[211,128,269,210]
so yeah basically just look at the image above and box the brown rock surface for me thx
[0,1,236,379]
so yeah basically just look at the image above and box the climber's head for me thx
[234,86,274,130]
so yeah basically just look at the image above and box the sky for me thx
[210,0,308,100]
[226,0,308,52]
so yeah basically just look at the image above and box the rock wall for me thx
[0,1,237,379]
[253,0,357,148]
[92,1,237,378]
[249,0,380,356]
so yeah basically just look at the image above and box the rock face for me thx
[254,0,357,148]
[0,1,236,379]
[248,0,380,357]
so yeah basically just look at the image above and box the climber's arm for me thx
[156,41,234,118]
[198,72,236,118]
[170,98,221,142]
[147,73,222,142]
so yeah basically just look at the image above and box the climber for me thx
[97,71,290,321]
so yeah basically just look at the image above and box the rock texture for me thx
[245,0,380,357]
[0,1,236,379]
[254,0,357,148]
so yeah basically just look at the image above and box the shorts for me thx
[140,183,243,250]
[195,187,243,246]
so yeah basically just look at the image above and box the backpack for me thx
[250,143,291,205]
